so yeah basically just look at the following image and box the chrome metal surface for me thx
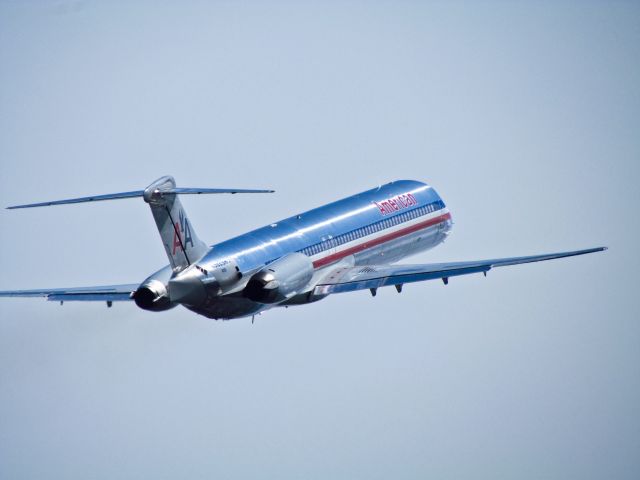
[132,265,175,311]
[168,268,209,306]
[1,176,607,321]
[244,252,314,304]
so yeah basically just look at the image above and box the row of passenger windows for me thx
[299,200,445,257]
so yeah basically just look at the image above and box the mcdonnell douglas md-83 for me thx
[0,176,605,320]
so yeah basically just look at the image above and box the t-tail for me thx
[7,175,274,272]
[143,176,209,270]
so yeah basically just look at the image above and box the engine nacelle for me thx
[244,252,314,304]
[132,266,176,312]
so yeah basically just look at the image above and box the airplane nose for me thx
[168,268,219,306]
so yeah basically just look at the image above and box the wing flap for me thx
[314,247,606,295]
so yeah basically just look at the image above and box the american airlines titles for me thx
[374,193,418,216]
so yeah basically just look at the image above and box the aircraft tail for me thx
[143,176,208,270]
[7,175,274,272]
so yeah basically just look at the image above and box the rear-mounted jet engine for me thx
[132,265,176,312]
[244,253,314,304]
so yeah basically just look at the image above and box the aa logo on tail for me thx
[172,209,194,255]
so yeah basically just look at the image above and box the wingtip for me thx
[6,202,52,210]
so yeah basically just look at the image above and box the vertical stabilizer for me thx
[5,174,273,271]
[143,176,208,271]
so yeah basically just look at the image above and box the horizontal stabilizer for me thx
[7,186,274,209]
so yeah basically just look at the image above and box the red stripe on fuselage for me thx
[312,212,451,268]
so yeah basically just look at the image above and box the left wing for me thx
[0,284,139,302]
[314,247,606,295]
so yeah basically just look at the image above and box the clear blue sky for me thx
[1,1,638,479]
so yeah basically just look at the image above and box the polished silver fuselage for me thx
[0,178,605,317]
[189,180,453,319]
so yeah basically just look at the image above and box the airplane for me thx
[0,176,606,320]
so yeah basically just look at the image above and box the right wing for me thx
[314,247,607,295]
[0,284,139,302]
